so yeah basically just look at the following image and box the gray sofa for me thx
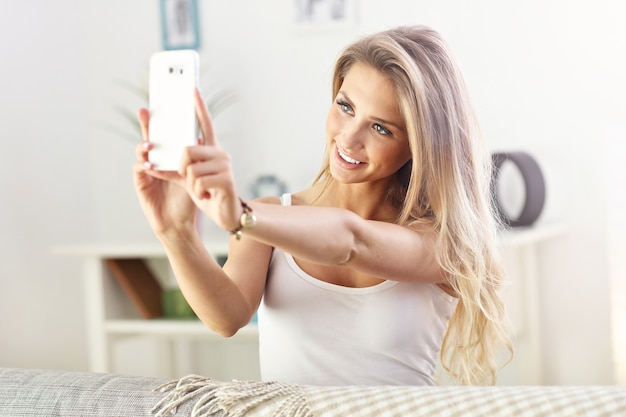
[1,367,625,416]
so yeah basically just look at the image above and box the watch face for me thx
[242,212,257,229]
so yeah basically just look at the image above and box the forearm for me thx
[157,230,253,336]
[244,201,358,266]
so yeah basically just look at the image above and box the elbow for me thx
[207,312,256,338]
[336,247,355,266]
[334,211,360,266]
[215,327,238,338]
[210,322,242,338]
[199,316,247,338]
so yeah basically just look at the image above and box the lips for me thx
[337,147,362,165]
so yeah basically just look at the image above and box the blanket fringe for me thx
[151,375,312,417]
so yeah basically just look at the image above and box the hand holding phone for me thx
[148,50,200,171]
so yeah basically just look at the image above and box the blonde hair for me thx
[315,26,513,385]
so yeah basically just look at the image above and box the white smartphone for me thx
[148,50,200,170]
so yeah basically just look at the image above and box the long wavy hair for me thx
[314,26,513,385]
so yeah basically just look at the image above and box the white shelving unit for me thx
[55,223,565,383]
[496,223,567,385]
[53,240,261,380]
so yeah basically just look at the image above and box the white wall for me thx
[1,0,623,384]
[603,125,626,385]
[0,1,93,370]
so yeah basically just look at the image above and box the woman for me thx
[134,25,512,386]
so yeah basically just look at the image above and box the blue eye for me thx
[336,99,353,115]
[374,123,392,136]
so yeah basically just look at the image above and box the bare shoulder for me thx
[253,189,314,207]
[254,195,281,204]
[406,217,438,236]
[291,187,323,206]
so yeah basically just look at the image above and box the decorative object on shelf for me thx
[160,0,200,50]
[162,288,197,319]
[105,258,197,320]
[491,151,546,228]
[250,175,288,199]
[105,259,163,319]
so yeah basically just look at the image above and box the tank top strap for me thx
[280,193,292,206]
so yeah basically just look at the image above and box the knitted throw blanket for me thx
[152,375,626,417]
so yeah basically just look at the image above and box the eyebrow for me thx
[338,90,404,130]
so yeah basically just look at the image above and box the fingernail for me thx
[142,141,151,149]
[143,161,153,169]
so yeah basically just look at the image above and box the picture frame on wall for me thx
[160,0,200,50]
[293,0,357,32]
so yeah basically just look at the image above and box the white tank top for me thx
[257,194,457,386]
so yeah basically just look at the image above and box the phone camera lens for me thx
[169,67,174,74]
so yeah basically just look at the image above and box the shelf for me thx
[105,319,258,341]
[51,240,229,258]
[497,223,567,247]
[53,224,564,258]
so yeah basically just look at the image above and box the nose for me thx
[338,122,365,151]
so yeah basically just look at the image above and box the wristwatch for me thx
[230,199,256,240]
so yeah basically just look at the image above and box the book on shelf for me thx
[104,258,163,319]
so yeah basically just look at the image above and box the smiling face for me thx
[326,63,411,188]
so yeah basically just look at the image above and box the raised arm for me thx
[233,201,445,285]
[157,223,272,337]
[133,95,272,337]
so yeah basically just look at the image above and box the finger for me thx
[135,141,152,162]
[136,160,185,184]
[137,108,150,142]
[133,160,150,176]
[191,170,230,201]
[183,157,229,198]
[178,144,220,177]
[194,88,218,148]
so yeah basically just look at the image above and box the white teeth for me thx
[338,148,361,164]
